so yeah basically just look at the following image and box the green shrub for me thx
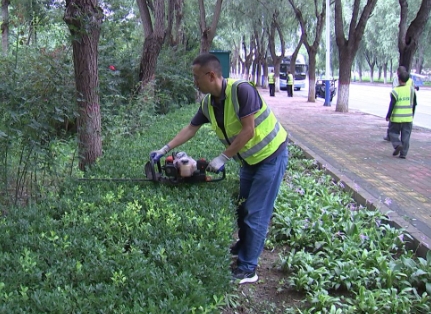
[0,105,239,313]
[271,146,431,313]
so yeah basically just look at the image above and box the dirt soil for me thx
[221,246,306,313]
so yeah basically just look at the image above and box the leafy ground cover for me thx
[1,105,430,313]
[223,145,431,313]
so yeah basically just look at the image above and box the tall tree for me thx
[168,0,184,47]
[136,0,174,89]
[64,0,103,171]
[198,0,223,53]
[398,0,431,71]
[1,0,9,55]
[253,25,268,87]
[334,0,378,112]
[362,0,399,84]
[288,0,326,102]
[238,34,255,79]
[267,9,286,91]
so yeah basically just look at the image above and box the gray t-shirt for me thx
[190,79,262,128]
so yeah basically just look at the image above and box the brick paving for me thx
[260,88,431,256]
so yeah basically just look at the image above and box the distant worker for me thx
[385,70,417,159]
[268,69,276,97]
[384,66,413,141]
[286,71,294,97]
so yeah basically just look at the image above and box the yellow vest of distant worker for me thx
[268,73,275,84]
[201,79,287,165]
[390,84,414,123]
[287,73,294,85]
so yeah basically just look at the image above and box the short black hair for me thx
[192,53,222,76]
[398,70,410,83]
[397,66,407,74]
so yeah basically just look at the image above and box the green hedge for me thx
[0,106,239,313]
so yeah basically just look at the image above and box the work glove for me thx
[207,153,230,173]
[149,145,170,162]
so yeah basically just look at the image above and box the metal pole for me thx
[324,0,331,106]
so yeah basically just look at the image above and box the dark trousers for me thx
[287,85,293,97]
[269,83,275,96]
[385,121,391,138]
[388,121,412,157]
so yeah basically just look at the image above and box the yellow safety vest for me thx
[287,73,294,85]
[268,73,275,84]
[201,79,287,165]
[390,84,414,123]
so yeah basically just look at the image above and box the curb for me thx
[288,134,431,258]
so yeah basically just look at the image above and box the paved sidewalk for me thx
[260,88,431,256]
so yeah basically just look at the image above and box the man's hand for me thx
[149,145,170,162]
[207,153,230,173]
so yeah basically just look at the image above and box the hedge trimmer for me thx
[78,152,226,184]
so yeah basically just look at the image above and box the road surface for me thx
[295,82,431,130]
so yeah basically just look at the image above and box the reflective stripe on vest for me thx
[268,73,275,84]
[201,79,287,164]
[390,85,414,123]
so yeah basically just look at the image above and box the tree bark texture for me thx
[334,0,377,113]
[64,0,103,171]
[239,34,254,80]
[254,27,267,87]
[198,0,223,53]
[171,0,184,47]
[136,0,173,89]
[267,10,285,91]
[398,0,431,72]
[1,0,9,55]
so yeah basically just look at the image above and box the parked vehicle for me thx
[315,79,337,101]
[279,54,308,91]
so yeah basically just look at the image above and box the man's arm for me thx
[223,115,255,158]
[386,93,396,121]
[166,124,201,150]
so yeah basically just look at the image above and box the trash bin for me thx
[210,50,230,78]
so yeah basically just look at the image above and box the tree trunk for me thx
[1,0,9,55]
[336,54,354,112]
[138,34,164,87]
[307,52,317,102]
[334,0,378,112]
[173,0,184,47]
[383,62,388,84]
[64,0,103,171]
[398,0,431,72]
[136,0,172,90]
[414,44,424,73]
[267,10,285,91]
[288,0,325,103]
[198,0,223,53]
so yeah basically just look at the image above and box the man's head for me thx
[397,66,407,75]
[398,70,410,84]
[192,53,223,94]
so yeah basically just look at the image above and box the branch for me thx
[136,0,153,36]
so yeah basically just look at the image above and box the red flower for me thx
[109,65,116,71]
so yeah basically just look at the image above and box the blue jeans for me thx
[236,148,288,272]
